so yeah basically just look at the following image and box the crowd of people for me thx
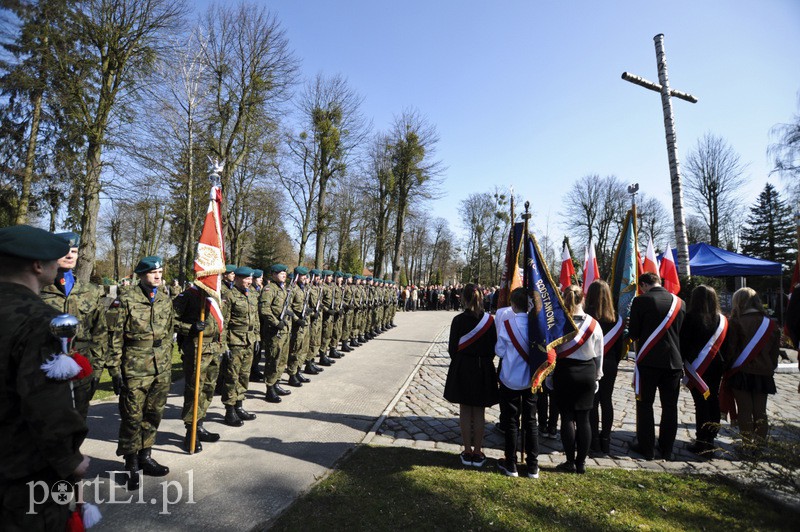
[443,272,800,478]
[0,225,399,529]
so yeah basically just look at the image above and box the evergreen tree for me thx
[741,183,795,269]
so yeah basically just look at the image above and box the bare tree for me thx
[768,95,800,203]
[683,133,748,248]
[637,195,671,250]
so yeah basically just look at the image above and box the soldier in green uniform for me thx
[222,266,259,426]
[318,270,337,367]
[259,264,294,403]
[328,271,345,359]
[215,264,237,394]
[40,231,108,419]
[340,273,355,352]
[0,225,90,530]
[286,266,311,387]
[355,276,368,344]
[174,282,225,452]
[108,255,173,489]
[249,268,265,382]
[303,269,325,375]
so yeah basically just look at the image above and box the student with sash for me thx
[722,288,780,448]
[586,280,624,456]
[628,272,685,461]
[552,285,604,474]
[679,285,741,457]
[494,287,540,479]
[443,283,498,467]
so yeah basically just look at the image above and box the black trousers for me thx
[499,383,539,466]
[536,386,559,432]
[591,356,620,441]
[690,363,723,443]
[636,366,682,456]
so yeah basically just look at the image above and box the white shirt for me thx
[495,306,531,390]
[563,311,605,380]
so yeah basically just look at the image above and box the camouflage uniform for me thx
[286,281,310,378]
[223,284,259,406]
[108,283,174,456]
[40,277,108,418]
[259,280,293,387]
[342,278,355,347]
[0,282,87,530]
[305,279,323,366]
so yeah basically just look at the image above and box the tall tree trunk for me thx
[179,111,195,283]
[16,88,42,224]
[391,195,408,283]
[76,141,103,282]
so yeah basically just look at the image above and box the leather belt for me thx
[230,326,254,332]
[124,338,164,348]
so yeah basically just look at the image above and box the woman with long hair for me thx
[724,287,780,448]
[443,283,499,467]
[553,285,604,473]
[585,280,622,456]
[680,285,740,457]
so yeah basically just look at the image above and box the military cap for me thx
[344,273,352,279]
[234,266,254,277]
[0,225,70,261]
[334,271,344,278]
[366,276,373,281]
[225,264,237,273]
[270,264,288,273]
[55,231,80,248]
[294,266,309,276]
[288,272,295,280]
[310,268,322,277]
[252,269,264,278]
[134,255,163,274]
[322,269,334,276]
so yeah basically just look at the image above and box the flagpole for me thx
[520,201,531,466]
[189,300,205,454]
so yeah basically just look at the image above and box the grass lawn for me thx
[93,344,183,401]
[271,446,796,531]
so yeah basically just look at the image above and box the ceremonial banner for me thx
[498,222,524,308]
[643,236,659,274]
[659,240,681,295]
[611,209,638,325]
[524,231,577,391]
[194,185,226,305]
[558,241,576,292]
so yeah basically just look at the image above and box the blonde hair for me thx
[563,284,584,315]
[731,287,766,318]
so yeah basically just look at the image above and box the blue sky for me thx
[198,0,800,244]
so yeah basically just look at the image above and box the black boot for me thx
[295,370,310,383]
[124,454,140,490]
[304,361,320,375]
[249,370,265,383]
[350,338,361,347]
[235,400,256,420]
[319,353,334,366]
[311,361,324,372]
[287,372,303,387]
[138,448,169,477]
[273,382,292,396]
[265,385,282,403]
[197,423,220,442]
[224,405,244,427]
[600,437,611,455]
[183,429,202,453]
[358,335,367,343]
[341,341,353,352]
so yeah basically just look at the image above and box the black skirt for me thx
[728,372,777,395]
[443,354,499,407]
[553,358,596,411]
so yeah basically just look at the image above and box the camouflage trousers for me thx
[222,343,254,406]
[308,316,323,361]
[334,313,345,346]
[264,327,291,386]
[117,371,171,456]
[181,346,221,425]
[287,325,308,375]
[1,473,71,532]
[320,314,334,353]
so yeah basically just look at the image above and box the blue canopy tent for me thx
[660,243,782,277]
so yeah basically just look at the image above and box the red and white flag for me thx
[642,236,659,274]
[659,240,681,295]
[558,243,575,292]
[583,240,599,294]
[193,185,226,329]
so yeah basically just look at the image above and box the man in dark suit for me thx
[627,272,685,460]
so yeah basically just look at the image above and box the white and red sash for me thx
[726,316,776,377]
[682,314,728,399]
[458,313,494,351]
[633,294,682,398]
[503,316,529,364]
[603,317,624,355]
[556,315,598,359]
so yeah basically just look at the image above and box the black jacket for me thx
[628,286,685,370]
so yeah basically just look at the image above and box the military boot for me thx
[124,454,140,490]
[340,341,353,353]
[138,448,169,477]
[329,347,343,358]
[183,428,202,453]
[295,369,310,383]
[358,335,367,343]
[273,382,292,396]
[224,405,244,427]
[235,400,256,420]
[304,360,320,375]
[287,372,303,387]
[265,385,282,403]
[319,352,334,366]
[197,423,220,442]
[350,337,361,347]
[310,360,324,372]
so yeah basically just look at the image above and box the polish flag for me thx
[642,236,659,274]
[583,240,600,294]
[559,244,575,292]
[659,241,681,295]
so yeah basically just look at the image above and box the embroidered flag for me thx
[659,240,681,295]
[193,185,226,331]
[611,209,638,327]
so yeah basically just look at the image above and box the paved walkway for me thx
[371,321,800,477]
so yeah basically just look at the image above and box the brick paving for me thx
[372,324,800,477]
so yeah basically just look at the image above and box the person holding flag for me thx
[443,283,498,468]
[680,285,741,457]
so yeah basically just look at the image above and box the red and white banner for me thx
[659,241,681,295]
[193,185,226,330]
[583,240,599,295]
[559,244,575,292]
[556,315,598,359]
[643,236,659,274]
[603,317,624,355]
[458,313,494,351]
[683,314,728,398]
[633,294,682,397]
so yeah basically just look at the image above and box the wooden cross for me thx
[622,33,697,277]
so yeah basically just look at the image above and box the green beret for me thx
[0,225,70,261]
[252,269,264,278]
[334,271,344,278]
[322,269,334,276]
[344,273,352,279]
[310,268,322,276]
[366,276,373,281]
[234,266,253,277]
[225,264,237,273]
[288,272,295,280]
[134,255,163,274]
[294,266,309,276]
[270,264,287,273]
[54,231,80,248]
